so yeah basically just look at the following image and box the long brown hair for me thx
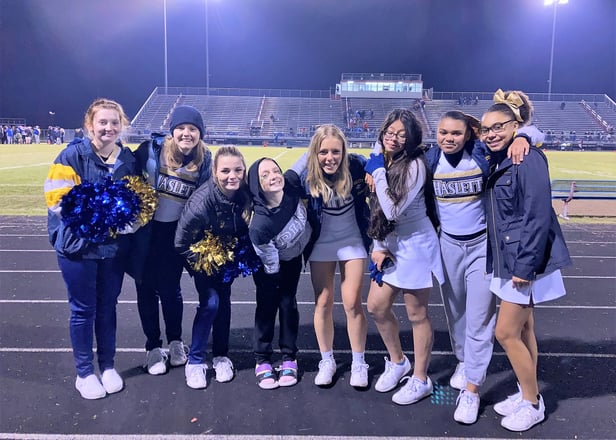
[369,109,438,239]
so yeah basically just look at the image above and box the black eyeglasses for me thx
[383,129,407,141]
[479,120,516,136]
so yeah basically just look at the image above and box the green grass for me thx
[1,144,615,216]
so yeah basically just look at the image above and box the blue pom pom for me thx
[60,177,141,243]
[221,234,261,282]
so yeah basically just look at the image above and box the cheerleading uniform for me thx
[426,140,495,388]
[301,153,372,262]
[371,158,444,289]
[44,137,137,378]
[175,179,256,365]
[132,136,212,353]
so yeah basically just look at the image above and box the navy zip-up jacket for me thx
[485,147,571,280]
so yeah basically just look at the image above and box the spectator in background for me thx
[33,126,41,144]
[6,126,14,144]
[481,90,571,432]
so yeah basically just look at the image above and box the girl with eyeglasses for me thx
[364,108,444,405]
[481,90,571,432]
[298,124,372,388]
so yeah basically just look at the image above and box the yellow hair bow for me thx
[493,89,524,122]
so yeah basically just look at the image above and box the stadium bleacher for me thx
[128,87,616,149]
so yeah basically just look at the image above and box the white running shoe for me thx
[185,363,208,389]
[392,376,433,405]
[212,356,235,383]
[314,358,337,386]
[454,389,480,424]
[374,356,411,392]
[349,362,369,388]
[146,348,168,375]
[494,384,523,416]
[75,374,106,400]
[449,362,466,390]
[501,395,545,432]
[101,368,124,394]
[168,340,187,367]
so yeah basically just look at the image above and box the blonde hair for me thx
[83,98,129,135]
[163,136,208,172]
[213,146,251,224]
[306,124,351,203]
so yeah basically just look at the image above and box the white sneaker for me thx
[374,356,411,392]
[75,374,106,400]
[212,356,235,383]
[101,368,124,394]
[146,348,168,375]
[454,389,480,424]
[501,395,545,432]
[168,340,187,367]
[185,363,208,389]
[494,384,523,416]
[314,358,337,386]
[392,376,433,405]
[349,362,369,388]
[449,362,466,390]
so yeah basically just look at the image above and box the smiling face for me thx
[317,135,344,175]
[258,159,284,195]
[437,117,469,155]
[381,119,406,156]
[172,123,200,155]
[214,154,245,197]
[86,108,122,151]
[480,111,518,152]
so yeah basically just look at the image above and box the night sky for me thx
[1,0,615,128]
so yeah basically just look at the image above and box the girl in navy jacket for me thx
[482,90,571,432]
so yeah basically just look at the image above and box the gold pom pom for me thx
[123,175,158,226]
[189,232,237,275]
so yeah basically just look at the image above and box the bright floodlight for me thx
[544,0,569,5]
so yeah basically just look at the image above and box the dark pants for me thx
[253,255,302,364]
[57,255,125,377]
[188,273,232,364]
[136,221,184,351]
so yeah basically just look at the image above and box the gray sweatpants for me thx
[439,231,496,387]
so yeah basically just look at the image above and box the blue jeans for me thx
[136,221,184,351]
[57,255,125,377]
[188,273,232,364]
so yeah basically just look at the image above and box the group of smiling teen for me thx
[46,89,570,433]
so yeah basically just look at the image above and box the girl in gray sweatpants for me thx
[427,110,528,425]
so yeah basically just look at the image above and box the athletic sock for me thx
[351,351,365,364]
[320,350,334,361]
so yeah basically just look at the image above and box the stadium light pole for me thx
[163,0,169,90]
[205,0,210,95]
[545,0,568,101]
